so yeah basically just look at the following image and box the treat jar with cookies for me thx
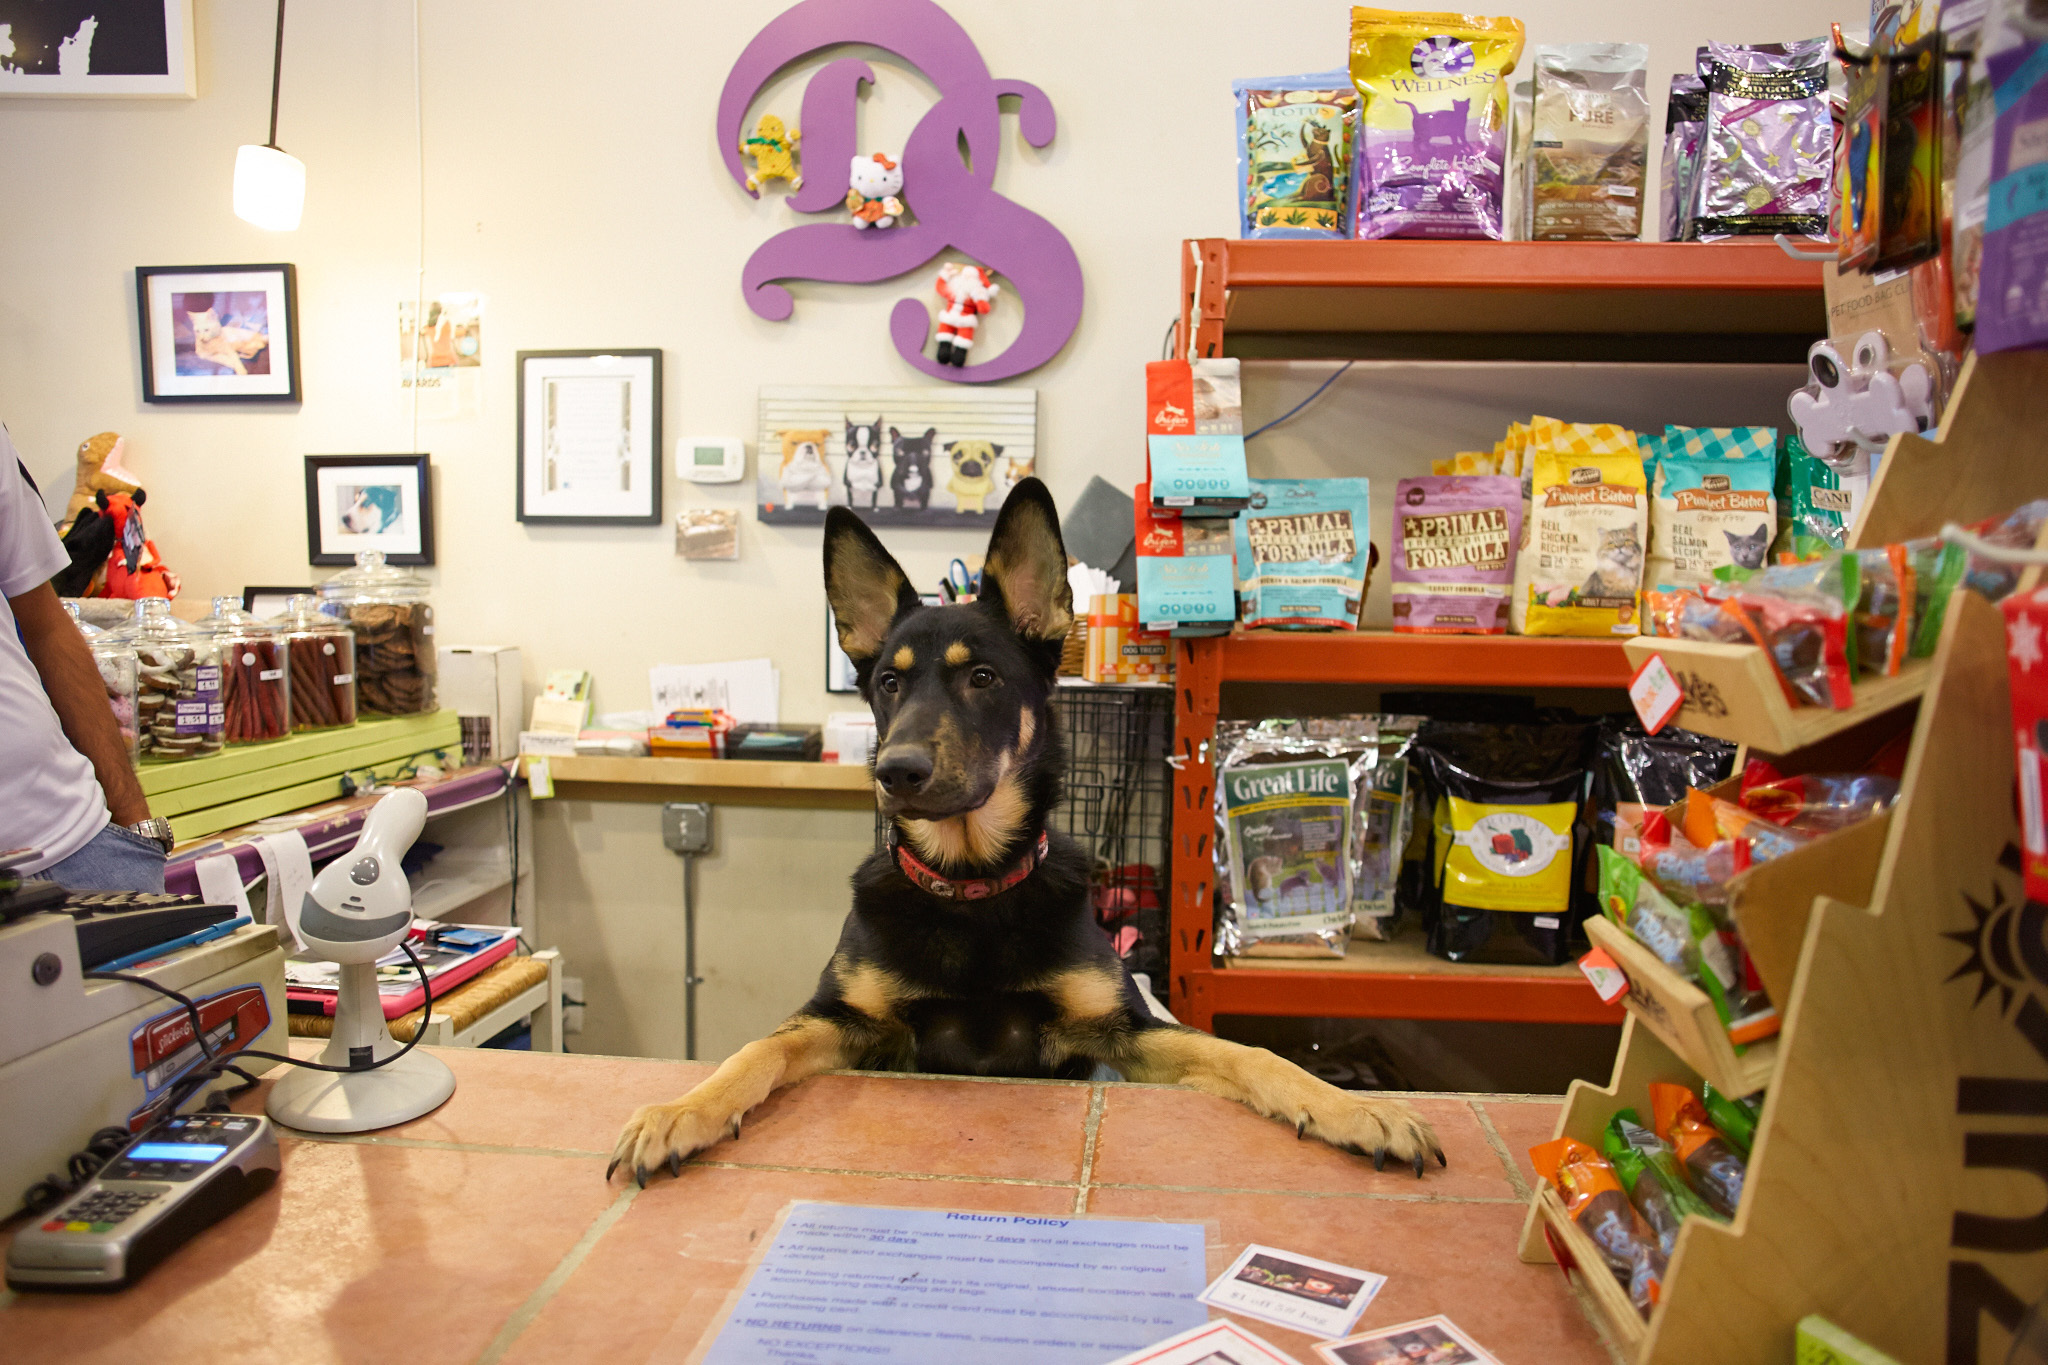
[66,600,140,766]
[317,551,436,716]
[196,597,292,744]
[107,597,224,761]
[275,594,356,730]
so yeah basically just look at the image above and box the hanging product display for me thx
[317,551,436,716]
[1528,43,1649,241]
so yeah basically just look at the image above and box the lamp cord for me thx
[266,0,286,150]
[411,0,426,453]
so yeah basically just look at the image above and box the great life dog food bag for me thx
[1645,429,1778,591]
[1233,478,1372,629]
[1390,475,1522,633]
[1522,446,1649,637]
[1349,8,1527,240]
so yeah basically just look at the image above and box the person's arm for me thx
[11,582,151,825]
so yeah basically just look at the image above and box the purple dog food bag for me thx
[1390,475,1522,634]
[1689,39,1833,240]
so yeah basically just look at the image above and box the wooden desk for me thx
[0,1048,1610,1364]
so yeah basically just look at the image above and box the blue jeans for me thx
[37,823,167,894]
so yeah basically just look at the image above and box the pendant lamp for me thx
[233,0,303,231]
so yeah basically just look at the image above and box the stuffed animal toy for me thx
[845,153,905,229]
[843,417,884,509]
[1002,451,1036,492]
[778,428,835,510]
[889,427,937,510]
[934,263,999,367]
[60,432,141,535]
[945,440,1003,514]
[93,489,179,599]
[741,115,802,193]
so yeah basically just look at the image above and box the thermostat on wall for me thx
[677,437,746,484]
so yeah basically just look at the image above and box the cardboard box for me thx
[437,645,522,763]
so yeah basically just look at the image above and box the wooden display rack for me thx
[1519,349,2048,1363]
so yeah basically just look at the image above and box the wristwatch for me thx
[124,817,176,854]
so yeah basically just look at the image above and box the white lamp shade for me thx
[234,144,306,231]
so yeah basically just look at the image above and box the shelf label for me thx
[1629,652,1684,735]
[1578,946,1629,1004]
[527,758,554,800]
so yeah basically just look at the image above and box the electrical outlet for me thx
[662,802,713,855]
[561,974,585,1035]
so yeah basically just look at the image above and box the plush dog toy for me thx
[741,115,802,193]
[889,427,937,510]
[934,263,999,366]
[60,432,141,535]
[778,428,835,510]
[845,152,905,229]
[946,440,1003,514]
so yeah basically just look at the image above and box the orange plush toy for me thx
[97,490,179,600]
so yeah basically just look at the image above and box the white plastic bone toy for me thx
[1788,330,1935,457]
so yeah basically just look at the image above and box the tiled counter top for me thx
[0,1048,1609,1364]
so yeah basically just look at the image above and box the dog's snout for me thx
[874,748,934,797]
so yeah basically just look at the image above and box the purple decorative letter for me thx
[718,0,1084,383]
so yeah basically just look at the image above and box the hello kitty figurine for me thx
[845,153,905,229]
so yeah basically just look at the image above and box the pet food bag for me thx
[1689,39,1834,240]
[1235,72,1360,239]
[1661,74,1707,240]
[1349,8,1527,240]
[1233,478,1372,630]
[1145,360,1250,517]
[1135,483,1237,636]
[1389,475,1521,633]
[1646,431,1777,591]
[1529,43,1650,241]
[1212,720,1374,957]
[1523,445,1650,637]
[1352,714,1423,940]
[1590,716,1737,858]
[1774,432,1849,560]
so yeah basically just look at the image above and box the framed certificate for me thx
[516,349,662,524]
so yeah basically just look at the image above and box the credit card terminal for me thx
[6,1113,280,1291]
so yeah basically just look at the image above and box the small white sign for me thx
[1106,1319,1307,1365]
[1199,1243,1386,1340]
[1629,651,1685,735]
[1315,1315,1504,1365]
[1579,946,1630,1004]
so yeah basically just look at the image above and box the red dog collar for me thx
[892,830,1049,900]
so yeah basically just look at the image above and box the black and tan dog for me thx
[610,479,1442,1184]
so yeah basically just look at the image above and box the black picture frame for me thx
[242,586,315,618]
[516,348,663,525]
[303,454,435,567]
[136,263,302,403]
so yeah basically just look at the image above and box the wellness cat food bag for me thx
[1233,478,1373,630]
[1235,72,1360,238]
[1390,475,1522,633]
[1523,447,1649,637]
[1350,8,1527,240]
[1646,429,1778,590]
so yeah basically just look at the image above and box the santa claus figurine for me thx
[934,262,999,368]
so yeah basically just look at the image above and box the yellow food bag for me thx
[1451,450,1493,475]
[1431,457,1454,475]
[1441,796,1576,912]
[1522,445,1649,637]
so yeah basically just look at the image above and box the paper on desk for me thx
[649,658,778,725]
[698,1202,1208,1365]
[251,830,313,953]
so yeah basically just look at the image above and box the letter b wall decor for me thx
[717,0,1084,384]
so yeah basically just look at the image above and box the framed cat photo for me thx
[136,264,301,403]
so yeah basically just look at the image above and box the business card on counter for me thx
[1199,1243,1387,1340]
[1313,1315,1504,1365]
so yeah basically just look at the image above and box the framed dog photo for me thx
[517,349,662,525]
[0,0,197,97]
[137,264,300,402]
[304,455,435,566]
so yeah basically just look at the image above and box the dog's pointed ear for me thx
[979,477,1072,646]
[824,508,920,665]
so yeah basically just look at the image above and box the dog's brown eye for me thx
[877,672,900,695]
[969,666,997,689]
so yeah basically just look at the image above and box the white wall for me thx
[0,0,1854,1059]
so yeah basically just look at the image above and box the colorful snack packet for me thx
[1739,759,1900,833]
[1598,843,1706,980]
[1904,533,1969,656]
[1731,554,1860,709]
[1235,72,1360,239]
[1701,1084,1761,1159]
[1851,544,1916,677]
[1529,1136,1666,1313]
[1832,24,1887,270]
[1529,43,1650,241]
[1773,432,1850,561]
[1604,1110,1721,1258]
[1661,74,1706,241]
[1389,475,1522,633]
[1690,39,1833,240]
[1350,8,1527,240]
[1233,478,1373,630]
[1650,1082,1748,1218]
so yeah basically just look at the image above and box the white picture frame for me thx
[0,1,197,98]
[517,350,662,525]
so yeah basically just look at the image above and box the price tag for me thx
[1578,946,1629,1004]
[527,758,554,800]
[1629,652,1684,735]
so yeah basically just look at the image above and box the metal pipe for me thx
[267,0,287,149]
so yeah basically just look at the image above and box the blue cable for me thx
[1244,362,1355,441]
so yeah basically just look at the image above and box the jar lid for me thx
[195,595,277,639]
[103,597,210,648]
[277,592,348,632]
[318,550,429,604]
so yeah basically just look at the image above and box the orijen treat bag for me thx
[1145,359,1250,516]
[1523,445,1649,637]
[1236,72,1359,239]
[1234,478,1372,630]
[1690,39,1833,240]
[1349,8,1527,240]
[1390,475,1520,633]
[1529,43,1650,241]
[1135,483,1237,635]
[1661,74,1706,240]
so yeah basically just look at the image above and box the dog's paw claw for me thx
[1296,1118,1307,1140]
[605,1158,620,1182]
[634,1165,648,1188]
[1435,1146,1447,1169]
[667,1152,683,1178]
[1372,1146,1388,1172]
[1413,1152,1425,1180]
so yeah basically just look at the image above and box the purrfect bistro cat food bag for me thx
[1234,478,1373,630]
[1391,475,1521,633]
[1646,440,1777,591]
[1236,72,1360,238]
[1350,8,1527,240]
[1523,448,1649,636]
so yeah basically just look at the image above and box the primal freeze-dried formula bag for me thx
[1390,475,1521,633]
[1234,478,1372,630]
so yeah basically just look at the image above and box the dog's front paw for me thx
[608,1094,743,1187]
[1301,1093,1445,1180]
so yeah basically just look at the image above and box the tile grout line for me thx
[473,1183,639,1365]
[1073,1083,1107,1216]
[284,1130,608,1160]
[1469,1100,1533,1202]
[1092,1179,1523,1206]
[688,1159,1077,1191]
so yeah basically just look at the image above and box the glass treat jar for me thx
[111,598,224,760]
[68,601,140,766]
[276,594,357,730]
[198,597,292,744]
[318,551,436,715]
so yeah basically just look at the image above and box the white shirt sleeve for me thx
[0,426,68,600]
